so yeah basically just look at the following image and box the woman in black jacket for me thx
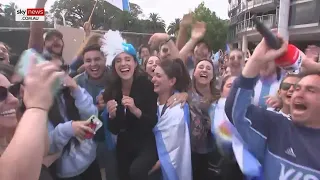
[103,42,158,180]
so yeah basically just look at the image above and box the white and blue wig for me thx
[100,30,138,66]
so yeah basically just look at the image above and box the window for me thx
[289,1,319,26]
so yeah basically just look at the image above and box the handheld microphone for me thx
[253,16,302,74]
[252,16,281,50]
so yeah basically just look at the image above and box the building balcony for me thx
[236,14,277,34]
[247,0,278,11]
[228,3,240,17]
[229,16,238,25]
[229,0,278,17]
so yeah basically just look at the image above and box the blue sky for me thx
[2,0,229,25]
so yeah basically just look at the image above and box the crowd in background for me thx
[0,0,320,180]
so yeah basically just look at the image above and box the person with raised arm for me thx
[225,36,320,179]
[0,61,64,180]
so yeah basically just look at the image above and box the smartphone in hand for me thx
[84,115,103,139]
[15,49,62,95]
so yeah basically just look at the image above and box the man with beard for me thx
[43,30,64,61]
[74,44,118,180]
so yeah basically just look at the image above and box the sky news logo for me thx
[15,8,45,21]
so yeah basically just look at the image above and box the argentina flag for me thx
[153,103,192,180]
[225,44,231,55]
[209,98,261,177]
[104,0,130,11]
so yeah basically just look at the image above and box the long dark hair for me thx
[192,59,220,101]
[49,88,80,128]
[47,86,81,178]
[220,75,233,92]
[158,58,191,92]
[0,42,13,64]
[103,54,146,102]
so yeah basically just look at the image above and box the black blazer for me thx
[106,74,158,146]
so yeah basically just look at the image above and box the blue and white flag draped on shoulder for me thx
[225,44,231,55]
[153,103,192,180]
[210,98,261,177]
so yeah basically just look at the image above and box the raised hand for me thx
[180,13,193,28]
[23,59,63,111]
[148,33,170,50]
[250,35,288,65]
[243,35,288,78]
[191,21,206,41]
[83,22,92,36]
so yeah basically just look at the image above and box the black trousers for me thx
[192,151,244,180]
[56,160,102,180]
[192,152,210,180]
[116,134,158,180]
[39,165,54,180]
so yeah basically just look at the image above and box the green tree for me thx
[129,3,143,18]
[50,0,155,33]
[167,18,180,36]
[148,13,166,33]
[193,2,228,51]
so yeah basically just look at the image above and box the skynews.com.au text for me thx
[15,8,45,21]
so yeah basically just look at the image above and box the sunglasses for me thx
[0,83,22,101]
[280,82,295,91]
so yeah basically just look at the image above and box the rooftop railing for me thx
[236,14,277,33]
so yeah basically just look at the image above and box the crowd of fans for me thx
[0,0,320,180]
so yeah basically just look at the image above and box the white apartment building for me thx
[227,0,320,51]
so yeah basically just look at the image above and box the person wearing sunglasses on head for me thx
[0,61,64,180]
[0,63,25,118]
[272,74,301,117]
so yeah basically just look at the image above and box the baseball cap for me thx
[44,30,63,41]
